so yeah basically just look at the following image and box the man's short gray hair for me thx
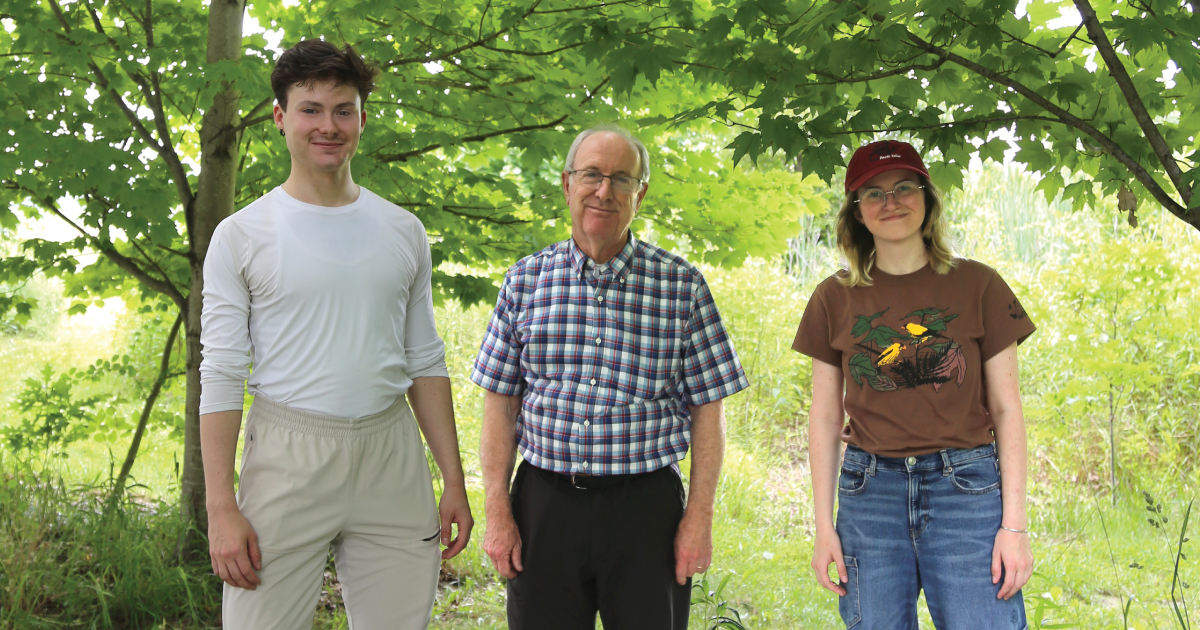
[563,124,651,184]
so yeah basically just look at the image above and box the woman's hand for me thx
[992,529,1033,600]
[811,527,848,597]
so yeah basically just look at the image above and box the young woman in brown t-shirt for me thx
[793,140,1036,629]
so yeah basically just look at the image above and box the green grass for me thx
[0,459,221,629]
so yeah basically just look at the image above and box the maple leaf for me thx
[930,344,967,393]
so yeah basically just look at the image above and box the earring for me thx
[278,129,285,137]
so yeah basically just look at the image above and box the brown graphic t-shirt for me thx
[792,259,1036,457]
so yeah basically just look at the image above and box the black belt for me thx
[526,461,667,491]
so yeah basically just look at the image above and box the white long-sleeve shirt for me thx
[199,186,449,418]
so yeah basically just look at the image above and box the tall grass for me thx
[0,454,221,628]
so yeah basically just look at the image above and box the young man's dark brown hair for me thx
[270,38,380,110]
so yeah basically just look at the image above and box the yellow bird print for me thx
[877,342,906,366]
[905,323,928,336]
[906,322,931,345]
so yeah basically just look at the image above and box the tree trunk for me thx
[180,0,246,554]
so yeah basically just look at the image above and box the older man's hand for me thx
[484,509,524,579]
[673,508,713,585]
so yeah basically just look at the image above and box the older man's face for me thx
[562,132,647,257]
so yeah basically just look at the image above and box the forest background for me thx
[1,0,1199,628]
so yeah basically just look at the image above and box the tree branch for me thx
[127,236,175,288]
[82,0,123,55]
[157,244,191,259]
[813,57,946,83]
[1052,24,1085,58]
[47,0,195,211]
[1074,0,1188,205]
[948,9,1082,59]
[239,96,273,123]
[373,74,607,163]
[479,41,585,57]
[904,31,1191,221]
[478,0,493,40]
[5,180,187,307]
[106,310,183,512]
[231,113,273,134]
[831,114,1062,136]
[532,0,638,14]
[144,0,154,48]
[384,0,546,68]
[403,203,530,225]
[374,115,569,163]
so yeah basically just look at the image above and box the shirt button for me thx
[590,378,597,385]
[597,295,604,303]
[584,421,591,427]
[619,278,625,284]
[906,456,917,466]
[582,461,589,468]
[595,337,602,345]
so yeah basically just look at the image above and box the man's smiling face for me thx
[562,131,647,257]
[274,80,366,175]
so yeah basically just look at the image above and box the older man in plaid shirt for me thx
[471,125,749,630]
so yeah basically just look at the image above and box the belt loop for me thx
[868,453,877,476]
[939,449,953,476]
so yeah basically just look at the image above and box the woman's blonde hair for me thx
[835,175,957,287]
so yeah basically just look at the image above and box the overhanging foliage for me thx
[572,0,1198,232]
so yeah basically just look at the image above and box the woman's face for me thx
[854,168,927,247]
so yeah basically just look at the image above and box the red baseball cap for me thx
[844,140,930,192]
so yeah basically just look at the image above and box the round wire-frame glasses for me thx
[855,181,925,210]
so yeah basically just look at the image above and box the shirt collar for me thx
[567,232,637,281]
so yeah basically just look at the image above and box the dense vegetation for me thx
[3,163,1199,629]
[3,0,1196,534]
[2,0,1198,627]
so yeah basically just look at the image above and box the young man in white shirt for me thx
[199,39,472,629]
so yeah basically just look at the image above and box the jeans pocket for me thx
[949,455,1001,495]
[838,463,870,496]
[839,555,861,629]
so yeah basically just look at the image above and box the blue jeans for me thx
[835,444,1027,630]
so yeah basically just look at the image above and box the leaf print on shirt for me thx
[1008,298,1028,320]
[848,306,965,392]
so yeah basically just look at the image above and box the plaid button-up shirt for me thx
[470,235,749,475]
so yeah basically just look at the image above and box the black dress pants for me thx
[506,461,691,630]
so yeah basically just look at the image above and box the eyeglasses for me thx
[568,170,644,194]
[855,181,925,210]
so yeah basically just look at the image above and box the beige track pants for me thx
[222,396,441,630]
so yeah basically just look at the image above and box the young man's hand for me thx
[439,482,474,559]
[208,504,263,590]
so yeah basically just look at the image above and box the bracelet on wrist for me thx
[999,526,1029,535]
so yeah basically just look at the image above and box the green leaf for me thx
[851,309,889,337]
[726,131,762,167]
[863,325,905,348]
[848,352,877,387]
[924,313,958,332]
[905,307,942,319]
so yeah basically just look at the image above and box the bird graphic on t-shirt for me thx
[877,342,907,366]
[905,322,932,345]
